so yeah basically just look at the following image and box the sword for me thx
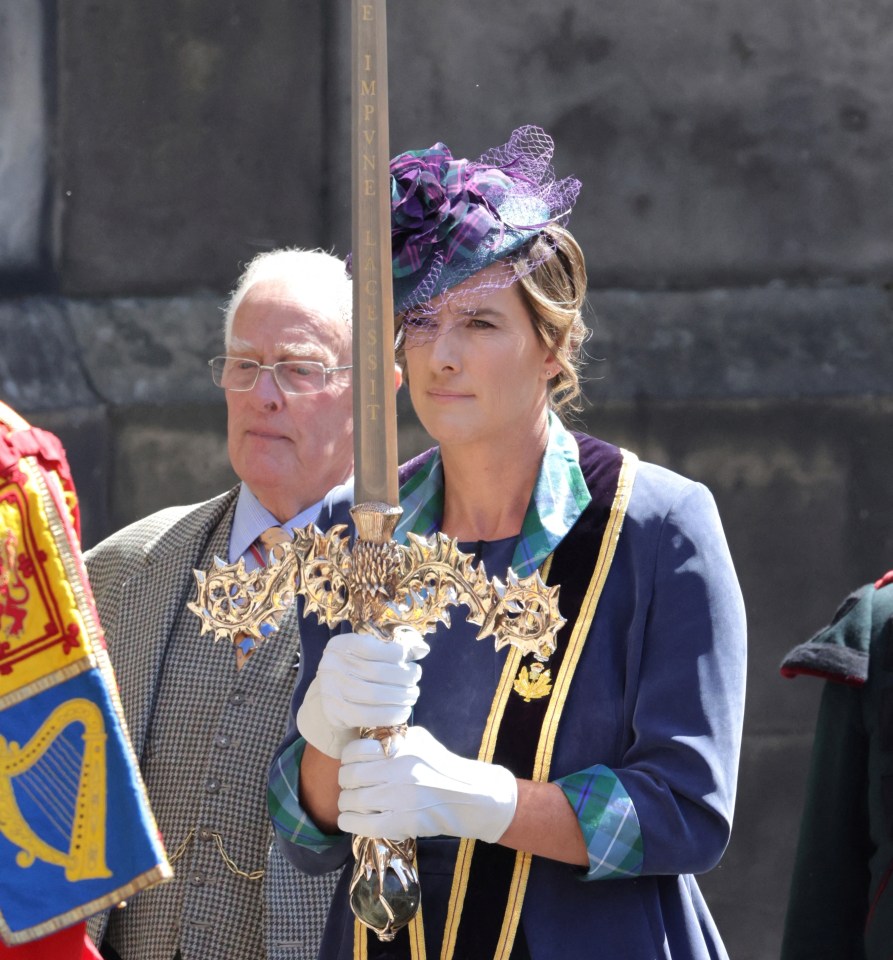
[345,0,422,940]
[188,0,565,943]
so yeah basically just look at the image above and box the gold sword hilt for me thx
[345,502,419,941]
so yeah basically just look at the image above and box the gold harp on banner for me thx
[0,698,111,881]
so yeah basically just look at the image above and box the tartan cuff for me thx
[555,764,644,880]
[267,737,346,853]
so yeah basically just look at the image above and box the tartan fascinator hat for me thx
[389,125,581,317]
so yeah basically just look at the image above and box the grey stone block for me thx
[108,402,236,534]
[43,0,893,293]
[66,293,225,405]
[41,0,893,294]
[0,297,97,410]
[57,1,328,295]
[0,0,46,274]
[0,293,232,544]
[383,0,893,287]
[584,285,893,401]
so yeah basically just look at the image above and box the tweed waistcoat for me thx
[86,491,337,960]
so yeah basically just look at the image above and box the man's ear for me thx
[394,364,404,391]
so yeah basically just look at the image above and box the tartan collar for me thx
[395,414,591,577]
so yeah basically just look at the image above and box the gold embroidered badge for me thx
[513,662,553,701]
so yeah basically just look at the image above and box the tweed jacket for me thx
[85,487,339,960]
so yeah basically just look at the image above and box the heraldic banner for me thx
[0,401,171,946]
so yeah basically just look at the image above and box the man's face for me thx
[225,279,354,521]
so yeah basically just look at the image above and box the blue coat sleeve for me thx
[604,479,746,877]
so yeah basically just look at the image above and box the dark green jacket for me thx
[780,581,893,959]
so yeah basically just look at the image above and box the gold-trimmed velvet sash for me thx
[355,445,638,960]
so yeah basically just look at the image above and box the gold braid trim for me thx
[441,451,638,960]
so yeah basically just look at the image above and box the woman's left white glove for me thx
[297,627,429,759]
[337,725,518,843]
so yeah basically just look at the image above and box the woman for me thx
[268,126,747,959]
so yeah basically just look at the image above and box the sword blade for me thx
[351,0,398,507]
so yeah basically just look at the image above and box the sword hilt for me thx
[346,501,422,941]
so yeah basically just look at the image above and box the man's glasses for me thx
[209,356,352,396]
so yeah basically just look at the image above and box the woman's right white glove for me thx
[296,626,429,759]
[337,725,518,843]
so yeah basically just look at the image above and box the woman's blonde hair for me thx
[514,225,588,416]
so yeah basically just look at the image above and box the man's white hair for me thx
[222,247,352,347]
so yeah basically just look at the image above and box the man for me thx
[85,248,355,960]
[780,569,893,960]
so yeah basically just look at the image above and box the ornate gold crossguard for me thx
[189,514,562,659]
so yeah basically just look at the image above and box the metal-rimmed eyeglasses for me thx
[209,356,352,396]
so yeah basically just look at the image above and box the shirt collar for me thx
[395,413,591,577]
[229,482,325,565]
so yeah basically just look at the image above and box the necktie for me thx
[234,525,291,670]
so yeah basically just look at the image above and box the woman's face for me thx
[403,263,555,450]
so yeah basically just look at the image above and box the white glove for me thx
[337,725,518,843]
[296,627,429,759]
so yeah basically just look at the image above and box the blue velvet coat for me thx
[269,436,747,959]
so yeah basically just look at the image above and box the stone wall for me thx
[0,1,48,282]
[2,2,892,956]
